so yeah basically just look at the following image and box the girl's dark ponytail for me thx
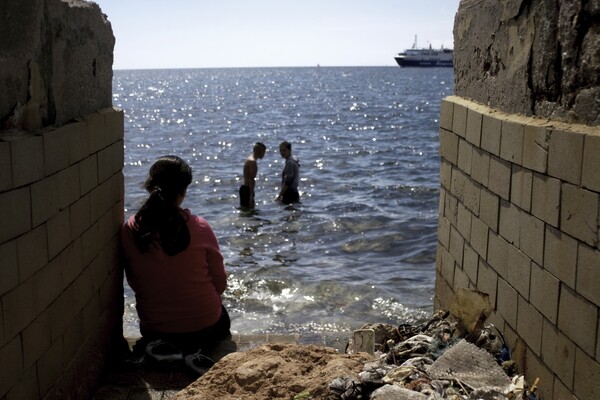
[132,156,193,256]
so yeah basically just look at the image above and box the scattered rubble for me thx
[176,290,541,399]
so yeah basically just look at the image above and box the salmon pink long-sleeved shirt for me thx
[121,209,227,334]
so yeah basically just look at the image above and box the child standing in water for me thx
[239,142,266,208]
[276,141,300,204]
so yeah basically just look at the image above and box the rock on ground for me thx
[175,343,374,400]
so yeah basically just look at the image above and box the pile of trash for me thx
[330,306,541,399]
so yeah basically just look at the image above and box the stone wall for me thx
[435,96,599,400]
[453,0,599,126]
[0,1,124,398]
[435,1,600,399]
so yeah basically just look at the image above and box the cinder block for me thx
[82,284,101,338]
[57,164,81,210]
[43,126,70,176]
[511,165,532,212]
[573,344,600,400]
[21,312,51,368]
[552,376,573,400]
[0,141,12,191]
[499,200,521,247]
[517,295,542,355]
[0,188,31,243]
[541,320,575,390]
[439,99,454,131]
[82,222,102,267]
[544,226,577,288]
[470,216,488,259]
[61,240,83,288]
[439,244,456,288]
[16,225,48,282]
[530,262,559,324]
[3,278,39,339]
[463,244,478,283]
[79,155,98,196]
[519,212,544,266]
[524,352,554,400]
[439,128,459,165]
[452,102,467,138]
[438,189,446,220]
[462,176,481,215]
[582,134,600,192]
[62,313,84,362]
[91,173,120,223]
[449,226,464,266]
[488,155,511,201]
[497,278,518,328]
[85,112,109,154]
[465,107,483,146]
[548,128,584,185]
[531,173,560,227]
[480,188,500,232]
[558,285,598,356]
[507,244,531,299]
[49,286,78,342]
[487,231,509,279]
[522,124,549,173]
[97,140,124,184]
[10,135,44,187]
[453,264,470,290]
[36,339,64,398]
[0,336,24,398]
[440,159,452,189]
[457,139,473,175]
[561,183,598,247]
[477,258,497,306]
[445,192,458,226]
[47,208,71,260]
[481,113,502,156]
[100,107,125,141]
[500,119,524,164]
[434,270,455,310]
[66,121,90,164]
[471,147,490,187]
[70,194,91,240]
[0,240,18,296]
[456,202,472,241]
[31,173,61,227]
[438,216,451,249]
[577,244,600,308]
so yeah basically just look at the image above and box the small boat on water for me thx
[394,35,453,67]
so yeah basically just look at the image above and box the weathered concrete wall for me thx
[0,0,114,129]
[453,0,600,126]
[0,1,124,399]
[436,1,600,399]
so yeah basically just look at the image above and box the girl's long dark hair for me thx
[132,155,193,256]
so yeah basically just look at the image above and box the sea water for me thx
[115,66,454,340]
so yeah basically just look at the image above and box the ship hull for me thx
[394,56,453,67]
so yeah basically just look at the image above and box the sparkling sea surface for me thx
[114,66,454,340]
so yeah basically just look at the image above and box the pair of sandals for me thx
[144,339,216,375]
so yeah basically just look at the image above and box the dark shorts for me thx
[239,185,253,207]
[282,188,299,205]
[138,305,232,355]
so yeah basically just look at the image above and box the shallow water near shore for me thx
[115,66,453,339]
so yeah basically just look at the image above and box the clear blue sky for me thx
[92,0,461,70]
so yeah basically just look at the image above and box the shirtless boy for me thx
[239,142,266,208]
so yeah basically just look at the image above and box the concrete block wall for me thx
[435,95,600,400]
[0,108,124,399]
